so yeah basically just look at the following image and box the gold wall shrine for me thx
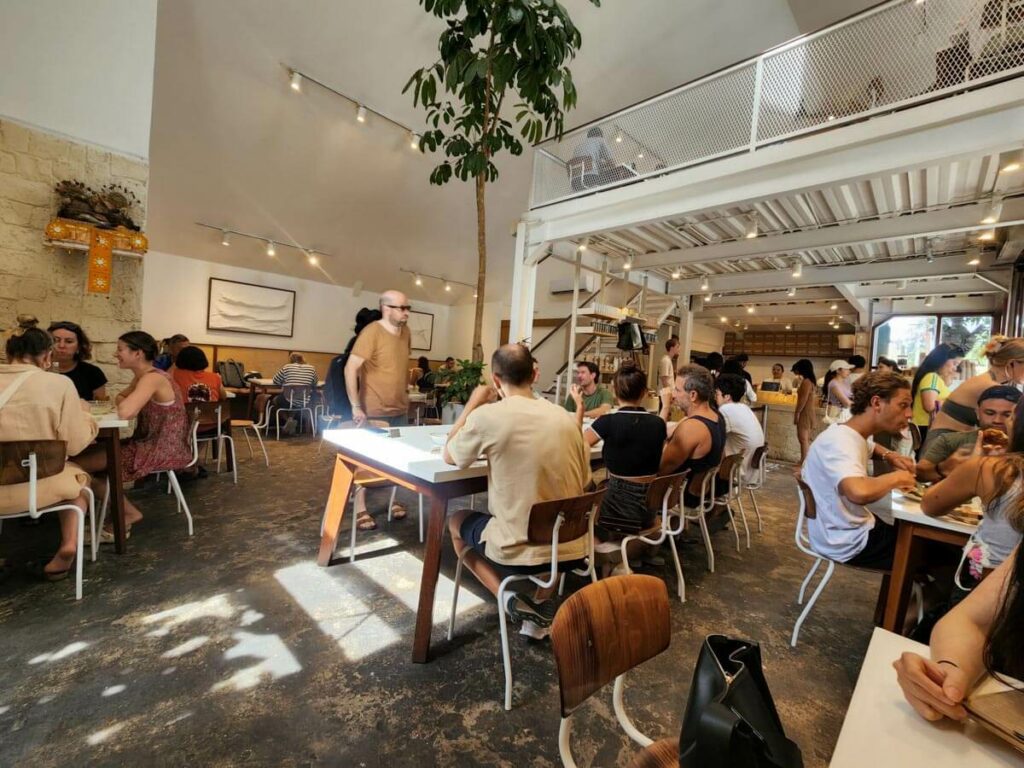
[43,218,148,294]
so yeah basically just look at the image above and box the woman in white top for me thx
[0,322,98,580]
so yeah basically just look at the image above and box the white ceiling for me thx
[146,0,875,305]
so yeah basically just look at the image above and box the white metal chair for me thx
[272,385,317,440]
[0,440,95,600]
[230,399,269,467]
[615,471,689,603]
[680,465,721,573]
[790,477,922,646]
[719,453,751,552]
[191,402,237,484]
[739,444,767,533]
[551,575,673,767]
[448,488,605,710]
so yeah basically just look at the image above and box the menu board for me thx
[723,331,852,357]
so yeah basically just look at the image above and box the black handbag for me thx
[678,635,803,768]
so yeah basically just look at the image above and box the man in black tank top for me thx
[659,365,727,507]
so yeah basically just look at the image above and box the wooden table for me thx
[92,413,130,554]
[318,425,602,663]
[832,627,1021,766]
[877,492,976,634]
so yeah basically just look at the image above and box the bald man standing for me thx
[345,290,412,429]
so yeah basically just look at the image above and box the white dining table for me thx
[318,424,604,663]
[875,491,979,634]
[832,627,1021,766]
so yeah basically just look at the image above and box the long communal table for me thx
[318,425,602,663]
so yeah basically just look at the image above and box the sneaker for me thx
[505,593,557,628]
[283,417,298,436]
[519,620,551,641]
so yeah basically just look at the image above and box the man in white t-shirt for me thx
[715,374,765,484]
[659,336,680,389]
[800,371,918,569]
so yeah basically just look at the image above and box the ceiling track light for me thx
[671,267,681,280]
[830,303,838,310]
[221,230,231,247]
[785,324,792,330]
[289,71,302,92]
[978,229,996,242]
[414,273,423,286]
[981,196,1003,225]
[746,306,755,314]
[1000,160,1021,174]
[899,279,908,290]
[924,296,935,307]
[410,132,421,150]
[356,104,367,123]
[615,131,623,143]
[622,256,632,271]
[266,240,276,257]
[968,248,982,266]
[925,240,935,263]
[720,316,728,323]
[744,213,759,240]
[307,251,319,266]
[444,281,451,292]
[791,261,803,278]
[699,275,710,292]
[787,287,796,297]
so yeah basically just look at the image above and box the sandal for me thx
[390,502,408,521]
[26,558,74,583]
[356,513,378,531]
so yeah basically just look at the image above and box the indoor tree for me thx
[405,0,600,361]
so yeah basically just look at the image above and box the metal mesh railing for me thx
[531,0,1024,207]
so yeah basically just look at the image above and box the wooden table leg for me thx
[412,494,448,664]
[317,456,355,566]
[882,521,916,632]
[248,381,257,419]
[101,427,128,555]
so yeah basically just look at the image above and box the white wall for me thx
[143,250,464,358]
[691,322,725,354]
[0,0,157,158]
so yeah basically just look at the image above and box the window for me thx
[872,316,938,369]
[940,316,993,367]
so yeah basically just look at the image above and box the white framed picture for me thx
[408,310,434,351]
[207,278,296,337]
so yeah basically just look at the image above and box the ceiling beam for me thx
[703,286,840,303]
[629,198,1024,270]
[835,283,870,329]
[670,252,1003,294]
[697,305,856,320]
[851,276,1005,299]
[873,295,1002,315]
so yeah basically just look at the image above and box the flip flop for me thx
[356,514,378,531]
[26,559,74,582]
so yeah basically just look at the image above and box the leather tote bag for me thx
[678,635,803,768]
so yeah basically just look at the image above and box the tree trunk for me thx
[472,173,486,363]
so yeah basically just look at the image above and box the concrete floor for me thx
[0,436,887,767]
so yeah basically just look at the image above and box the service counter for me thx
[752,391,825,465]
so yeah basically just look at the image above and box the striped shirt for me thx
[273,363,318,406]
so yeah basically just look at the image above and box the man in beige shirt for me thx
[344,290,413,530]
[445,343,591,638]
[659,336,680,389]
[345,290,412,427]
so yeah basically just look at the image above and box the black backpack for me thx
[217,359,246,388]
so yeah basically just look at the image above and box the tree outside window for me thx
[940,316,993,367]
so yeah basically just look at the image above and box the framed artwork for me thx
[407,310,434,351]
[207,278,296,337]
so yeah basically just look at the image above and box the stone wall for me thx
[0,119,147,388]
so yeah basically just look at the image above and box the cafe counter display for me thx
[755,390,825,464]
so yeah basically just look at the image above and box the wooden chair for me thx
[0,440,94,600]
[616,471,688,603]
[448,488,605,710]
[680,465,720,572]
[790,477,921,646]
[550,575,672,767]
[718,453,751,551]
[741,445,767,533]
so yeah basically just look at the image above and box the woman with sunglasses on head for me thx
[927,336,1024,447]
[48,321,108,401]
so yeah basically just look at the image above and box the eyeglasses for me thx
[385,304,412,311]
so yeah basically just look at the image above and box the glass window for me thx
[940,316,993,367]
[873,316,938,369]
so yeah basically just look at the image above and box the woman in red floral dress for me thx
[77,331,192,539]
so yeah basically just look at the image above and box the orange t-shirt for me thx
[351,321,411,417]
[172,369,223,402]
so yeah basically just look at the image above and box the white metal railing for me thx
[531,0,1024,207]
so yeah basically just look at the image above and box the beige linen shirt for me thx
[659,354,676,383]
[351,322,411,417]
[0,365,98,515]
[447,395,591,565]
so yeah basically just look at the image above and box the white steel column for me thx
[561,249,583,404]
[509,221,538,346]
[677,296,693,364]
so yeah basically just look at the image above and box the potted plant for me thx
[437,359,485,423]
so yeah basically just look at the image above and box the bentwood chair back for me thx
[616,471,688,603]
[550,575,672,767]
[717,452,751,552]
[0,439,93,599]
[681,464,720,572]
[448,487,606,710]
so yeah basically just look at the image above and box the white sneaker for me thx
[519,620,551,640]
[610,562,631,576]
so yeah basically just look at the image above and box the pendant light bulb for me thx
[356,105,367,123]
[221,230,231,247]
[289,71,302,92]
[266,241,276,257]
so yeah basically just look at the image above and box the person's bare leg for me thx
[46,494,87,575]
[73,444,143,531]
[448,509,503,595]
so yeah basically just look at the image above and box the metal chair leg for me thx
[748,488,764,532]
[447,553,465,640]
[697,513,714,572]
[167,471,194,536]
[791,560,835,647]
[667,536,685,603]
[798,558,822,604]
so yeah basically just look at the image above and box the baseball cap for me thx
[978,385,1022,405]
[829,359,855,372]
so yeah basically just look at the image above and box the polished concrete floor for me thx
[0,436,888,767]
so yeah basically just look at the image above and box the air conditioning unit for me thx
[550,274,599,294]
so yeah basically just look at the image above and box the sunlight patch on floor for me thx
[29,641,90,665]
[87,722,124,746]
[210,631,302,693]
[162,635,210,659]
[141,594,234,637]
